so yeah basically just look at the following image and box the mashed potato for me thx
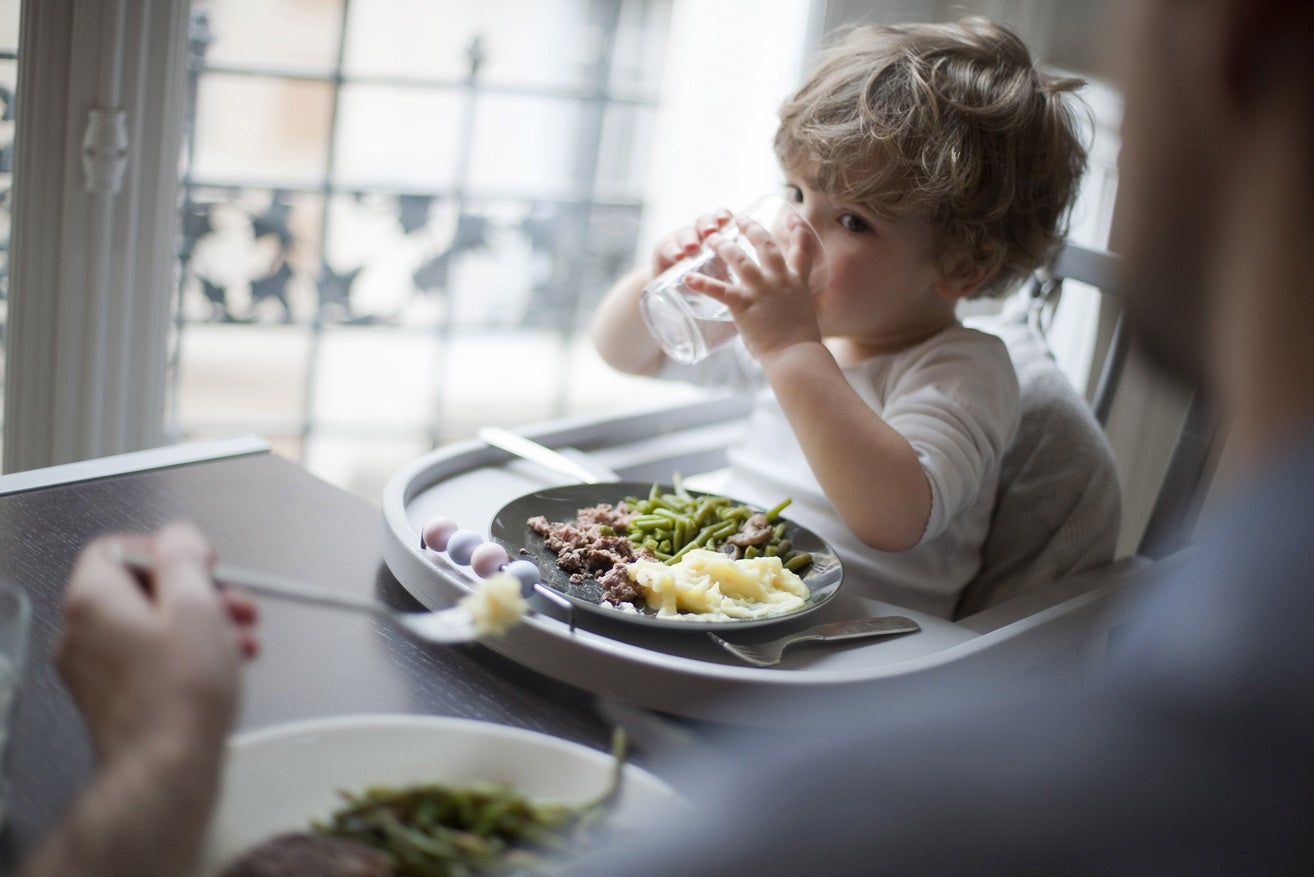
[626,549,809,621]
[458,573,528,636]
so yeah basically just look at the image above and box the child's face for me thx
[784,174,960,354]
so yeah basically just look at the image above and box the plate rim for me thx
[489,480,844,631]
[379,441,973,725]
[201,713,678,874]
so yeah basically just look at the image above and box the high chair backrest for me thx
[1040,242,1220,561]
[956,241,1220,621]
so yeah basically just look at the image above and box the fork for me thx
[115,548,481,645]
[708,616,921,667]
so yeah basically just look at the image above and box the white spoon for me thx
[116,548,479,645]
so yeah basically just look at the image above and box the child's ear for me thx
[934,257,994,301]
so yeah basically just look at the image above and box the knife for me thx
[477,426,620,484]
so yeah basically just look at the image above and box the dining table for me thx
[0,436,625,872]
[0,401,1142,872]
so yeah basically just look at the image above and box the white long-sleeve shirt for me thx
[662,324,1020,617]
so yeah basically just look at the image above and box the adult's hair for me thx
[775,17,1088,297]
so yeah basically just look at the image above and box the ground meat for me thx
[597,562,644,605]
[575,502,631,530]
[725,512,773,547]
[528,503,653,605]
[220,832,392,877]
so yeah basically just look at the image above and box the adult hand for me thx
[21,524,260,877]
[56,522,259,767]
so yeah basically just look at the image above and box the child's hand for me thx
[650,208,734,276]
[686,212,824,358]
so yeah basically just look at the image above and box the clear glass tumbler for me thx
[639,194,827,364]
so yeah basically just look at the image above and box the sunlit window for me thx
[171,0,702,498]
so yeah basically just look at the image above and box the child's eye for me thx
[784,184,804,204]
[840,213,870,233]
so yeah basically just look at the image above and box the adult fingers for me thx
[55,534,156,681]
[148,522,223,617]
[220,590,261,659]
[62,534,154,619]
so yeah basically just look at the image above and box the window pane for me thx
[303,433,431,498]
[467,95,581,197]
[311,326,438,429]
[322,193,428,323]
[191,74,334,185]
[595,103,656,198]
[436,330,569,437]
[343,0,601,90]
[610,0,671,94]
[332,84,462,190]
[174,324,311,429]
[179,188,324,324]
[174,0,677,504]
[0,0,17,47]
[201,0,343,74]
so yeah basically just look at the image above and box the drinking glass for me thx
[639,194,828,364]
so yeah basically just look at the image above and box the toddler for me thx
[591,18,1088,617]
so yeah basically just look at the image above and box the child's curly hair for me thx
[775,17,1088,297]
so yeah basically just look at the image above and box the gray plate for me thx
[489,482,843,631]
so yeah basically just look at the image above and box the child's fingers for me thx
[684,271,734,303]
[785,215,819,281]
[696,209,733,239]
[656,239,683,267]
[676,226,702,253]
[735,218,787,274]
[707,232,764,288]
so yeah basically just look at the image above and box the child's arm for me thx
[590,208,732,376]
[590,266,665,375]
[759,343,931,551]
[687,218,931,550]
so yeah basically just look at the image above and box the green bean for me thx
[621,482,811,573]
[313,730,627,876]
[784,552,813,571]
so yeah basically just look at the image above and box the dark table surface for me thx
[0,447,620,870]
